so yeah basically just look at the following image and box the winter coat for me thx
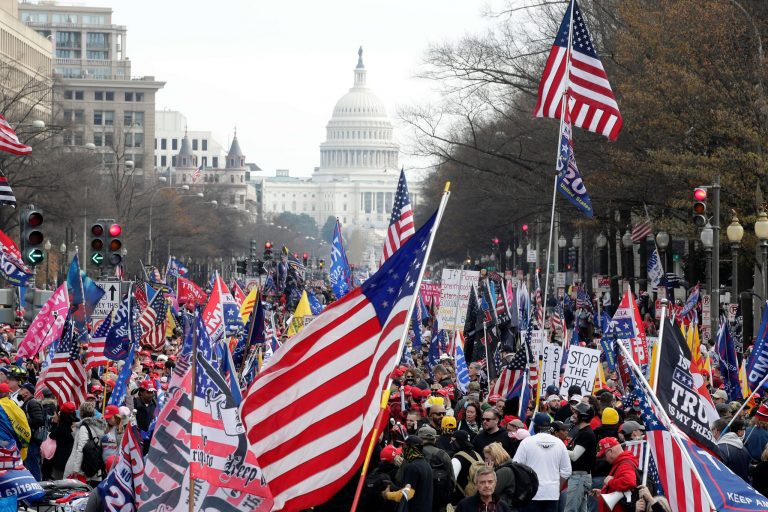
[717,432,751,482]
[49,413,76,472]
[101,426,124,466]
[745,426,768,462]
[21,397,44,435]
[63,416,107,477]
[599,450,638,512]
[456,493,512,512]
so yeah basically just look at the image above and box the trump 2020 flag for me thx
[329,219,351,299]
[96,424,144,511]
[555,104,593,218]
[716,322,741,402]
[648,248,664,288]
[17,282,69,359]
[747,302,768,390]
[454,332,470,394]
[241,209,440,511]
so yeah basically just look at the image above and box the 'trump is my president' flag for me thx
[241,211,439,511]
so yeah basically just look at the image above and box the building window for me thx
[93,133,102,146]
[135,93,144,102]
[212,157,218,168]
[124,111,144,127]
[192,139,198,151]
[343,204,347,211]
[56,31,81,49]
[239,195,245,205]
[182,174,187,182]
[172,139,178,150]
[93,111,103,125]
[161,138,167,150]
[202,139,208,151]
[230,175,234,183]
[364,192,372,214]
[161,155,167,167]
[125,92,133,102]
[75,91,83,100]
[172,156,177,167]
[94,91,103,101]
[201,156,207,167]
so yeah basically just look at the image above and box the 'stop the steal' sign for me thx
[438,269,480,331]
[562,346,600,395]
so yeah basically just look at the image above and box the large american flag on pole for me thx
[0,114,32,156]
[533,0,622,140]
[86,313,112,370]
[0,172,16,208]
[380,168,415,265]
[41,317,87,406]
[241,210,439,511]
[490,349,528,398]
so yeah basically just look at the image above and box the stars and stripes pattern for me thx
[85,314,112,370]
[241,211,437,511]
[533,0,622,140]
[0,172,16,207]
[138,291,168,350]
[380,168,415,264]
[623,439,646,467]
[490,349,528,398]
[0,114,32,156]
[41,318,87,406]
[631,218,652,244]
[192,164,203,183]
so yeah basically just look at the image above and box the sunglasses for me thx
[432,412,446,416]
[482,417,497,422]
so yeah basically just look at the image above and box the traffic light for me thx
[319,258,325,270]
[236,259,247,274]
[693,188,707,227]
[302,252,309,266]
[19,206,45,266]
[250,240,257,261]
[89,221,106,266]
[106,221,123,268]
[253,259,265,275]
[264,241,273,261]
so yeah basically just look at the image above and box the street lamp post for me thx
[726,214,744,301]
[505,246,512,273]
[701,223,714,300]
[755,210,768,301]
[515,246,523,272]
[596,232,608,275]
[44,240,51,288]
[147,181,189,265]
[622,229,634,292]
[656,231,670,272]
[558,235,567,272]
[58,243,66,285]
[572,232,581,283]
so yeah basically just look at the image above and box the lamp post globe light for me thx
[726,214,744,298]
[621,229,634,287]
[656,230,670,272]
[596,232,607,275]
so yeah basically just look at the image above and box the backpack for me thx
[359,470,393,511]
[454,451,485,497]
[424,449,454,508]
[80,424,104,478]
[497,460,539,507]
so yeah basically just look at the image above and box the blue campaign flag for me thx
[399,343,414,367]
[104,292,141,361]
[108,342,135,407]
[329,220,351,299]
[411,309,423,352]
[747,302,768,390]
[455,336,470,393]
[67,255,84,306]
[167,256,189,278]
[555,106,593,218]
[307,292,323,315]
[427,331,439,377]
[716,322,741,401]
[0,252,32,287]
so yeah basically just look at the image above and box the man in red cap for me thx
[745,403,768,462]
[594,437,638,512]
[135,380,156,453]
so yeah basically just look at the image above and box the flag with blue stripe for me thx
[454,333,470,393]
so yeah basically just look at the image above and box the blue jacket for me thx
[744,426,768,462]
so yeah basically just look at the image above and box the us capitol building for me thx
[261,48,419,267]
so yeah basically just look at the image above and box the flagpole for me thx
[541,0,576,345]
[239,292,259,375]
[188,311,198,512]
[617,341,717,511]
[350,183,451,512]
[648,299,668,391]
[722,371,768,435]
[350,389,391,512]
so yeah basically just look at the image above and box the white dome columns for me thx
[320,148,398,169]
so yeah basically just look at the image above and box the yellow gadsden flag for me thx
[287,290,313,337]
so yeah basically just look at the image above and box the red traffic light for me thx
[27,212,43,226]
[694,188,707,201]
[303,252,309,259]
[108,223,122,237]
[522,224,529,232]
[265,241,272,249]
[492,237,500,245]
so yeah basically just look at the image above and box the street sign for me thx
[555,272,566,288]
[728,303,738,323]
[526,249,537,263]
[701,294,711,342]
[91,253,104,266]
[93,280,119,319]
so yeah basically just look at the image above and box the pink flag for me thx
[17,283,69,359]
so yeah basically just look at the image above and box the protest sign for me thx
[438,269,480,331]
[541,342,563,396]
[562,346,600,395]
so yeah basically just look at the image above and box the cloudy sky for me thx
[42,0,503,176]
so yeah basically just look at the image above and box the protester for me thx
[513,412,572,512]
[450,430,484,502]
[64,401,107,485]
[594,437,638,512]
[456,466,512,512]
[744,404,768,462]
[566,403,597,512]
[457,401,482,439]
[711,418,750,481]
[49,401,77,480]
[395,435,433,511]
[474,409,515,457]
[19,381,44,481]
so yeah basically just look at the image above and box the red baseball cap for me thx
[91,385,103,393]
[487,394,502,405]
[0,383,10,393]
[140,380,156,393]
[104,404,120,420]
[60,401,76,414]
[380,444,402,462]
[597,437,621,457]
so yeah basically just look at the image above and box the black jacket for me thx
[49,413,76,471]
[399,457,433,512]
[22,397,44,432]
[456,493,512,512]
[717,433,751,482]
[134,397,156,432]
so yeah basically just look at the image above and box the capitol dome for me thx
[317,47,400,178]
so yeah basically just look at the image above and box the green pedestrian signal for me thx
[91,252,104,265]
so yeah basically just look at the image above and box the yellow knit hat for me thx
[602,407,619,425]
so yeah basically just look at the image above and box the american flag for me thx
[86,313,112,370]
[241,210,438,511]
[41,317,87,406]
[138,291,168,350]
[191,164,203,183]
[0,172,16,208]
[623,439,646,467]
[0,114,32,156]
[533,0,622,140]
[631,218,652,244]
[490,349,527,398]
[635,376,710,512]
[380,168,415,264]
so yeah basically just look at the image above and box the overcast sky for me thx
[44,0,502,176]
